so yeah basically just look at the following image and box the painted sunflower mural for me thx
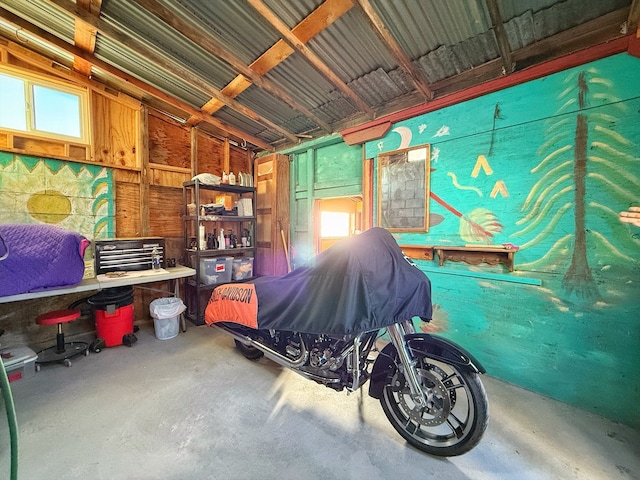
[0,152,114,240]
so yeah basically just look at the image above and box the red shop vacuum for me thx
[86,286,138,350]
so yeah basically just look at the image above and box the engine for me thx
[272,332,352,388]
[307,334,347,371]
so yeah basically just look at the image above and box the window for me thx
[320,211,350,238]
[377,144,431,232]
[0,66,89,143]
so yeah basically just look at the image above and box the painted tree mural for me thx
[513,67,639,297]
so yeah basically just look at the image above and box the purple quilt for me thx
[0,224,89,297]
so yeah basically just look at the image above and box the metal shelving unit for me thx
[182,179,256,324]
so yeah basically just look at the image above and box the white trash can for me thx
[149,298,186,340]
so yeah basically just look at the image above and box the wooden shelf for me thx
[398,245,434,261]
[434,245,516,272]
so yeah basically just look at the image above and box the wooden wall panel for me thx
[148,114,191,169]
[115,182,141,237]
[148,186,183,238]
[196,131,224,175]
[255,154,289,276]
[92,92,138,168]
[230,146,252,178]
[149,167,191,187]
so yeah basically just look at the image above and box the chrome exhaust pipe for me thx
[211,323,309,368]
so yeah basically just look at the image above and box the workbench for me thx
[0,265,196,330]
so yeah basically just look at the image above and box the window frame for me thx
[377,144,431,232]
[0,65,90,144]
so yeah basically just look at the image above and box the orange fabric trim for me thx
[204,284,258,329]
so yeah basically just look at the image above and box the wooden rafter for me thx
[131,0,333,133]
[485,0,515,75]
[0,7,272,151]
[356,0,433,100]
[247,0,375,118]
[72,0,101,76]
[44,0,298,144]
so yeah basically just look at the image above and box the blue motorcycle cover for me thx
[204,227,432,335]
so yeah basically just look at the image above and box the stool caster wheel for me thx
[64,359,72,367]
[84,349,89,356]
[90,338,106,353]
[36,364,41,373]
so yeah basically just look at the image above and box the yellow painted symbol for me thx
[490,180,509,198]
[471,155,493,177]
[27,190,72,224]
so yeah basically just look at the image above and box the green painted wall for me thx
[288,139,362,266]
[285,52,640,428]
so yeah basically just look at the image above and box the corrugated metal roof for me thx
[101,0,239,90]
[0,0,633,150]
[157,0,282,65]
[309,7,399,81]
[1,0,75,44]
[236,84,319,133]
[502,0,630,48]
[371,0,492,58]
[94,34,211,110]
[0,17,74,67]
[264,53,346,119]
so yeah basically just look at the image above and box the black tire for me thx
[380,351,489,457]
[234,340,264,361]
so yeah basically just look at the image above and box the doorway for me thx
[314,196,363,253]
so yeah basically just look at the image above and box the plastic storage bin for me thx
[200,257,233,285]
[232,257,254,280]
[0,345,37,383]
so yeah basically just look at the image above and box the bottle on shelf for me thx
[151,246,161,270]
[199,223,206,250]
[229,171,236,185]
[218,228,225,250]
[212,228,219,249]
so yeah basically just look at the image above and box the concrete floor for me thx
[1,323,639,480]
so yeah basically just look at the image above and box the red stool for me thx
[36,309,89,368]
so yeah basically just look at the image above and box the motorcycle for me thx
[205,228,489,456]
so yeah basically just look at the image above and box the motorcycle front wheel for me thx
[380,354,488,456]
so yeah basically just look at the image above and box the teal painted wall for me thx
[284,52,640,428]
[363,53,640,428]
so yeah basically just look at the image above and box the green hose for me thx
[0,356,19,480]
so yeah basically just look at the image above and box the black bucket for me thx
[87,286,134,313]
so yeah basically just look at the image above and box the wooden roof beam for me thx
[131,0,332,133]
[485,0,515,75]
[355,0,434,100]
[72,0,102,76]
[0,8,272,151]
[45,0,298,144]
[247,0,375,119]
[627,0,640,34]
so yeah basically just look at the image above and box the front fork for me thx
[387,321,428,407]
